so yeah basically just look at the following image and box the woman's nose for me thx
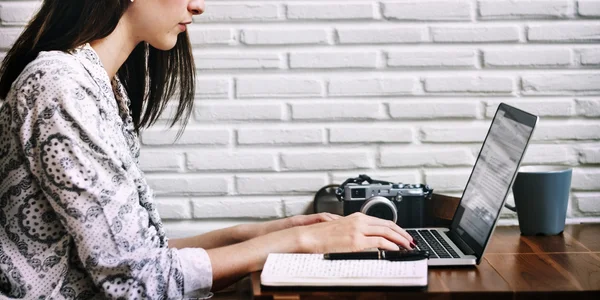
[189,0,205,15]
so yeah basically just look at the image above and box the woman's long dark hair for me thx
[0,0,195,136]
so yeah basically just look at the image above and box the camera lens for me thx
[359,196,398,223]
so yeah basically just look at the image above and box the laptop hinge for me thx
[446,230,475,256]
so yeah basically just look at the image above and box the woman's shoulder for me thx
[4,49,102,123]
[12,49,87,94]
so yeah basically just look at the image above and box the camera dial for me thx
[359,196,400,223]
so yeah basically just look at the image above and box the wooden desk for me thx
[251,224,600,300]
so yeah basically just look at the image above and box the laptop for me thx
[408,103,538,266]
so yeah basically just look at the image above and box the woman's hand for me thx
[241,212,342,241]
[287,212,342,227]
[293,212,414,253]
[205,212,414,291]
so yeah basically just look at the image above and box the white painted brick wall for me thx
[290,51,379,69]
[579,48,600,65]
[483,49,572,67]
[286,2,376,20]
[578,0,600,16]
[2,0,599,237]
[382,0,473,21]
[387,50,477,68]
[337,26,428,44]
[479,0,572,19]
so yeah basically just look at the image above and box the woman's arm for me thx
[205,213,414,291]
[15,65,211,298]
[169,213,341,249]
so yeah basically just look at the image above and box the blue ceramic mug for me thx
[505,166,572,236]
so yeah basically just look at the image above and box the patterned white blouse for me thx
[0,44,212,299]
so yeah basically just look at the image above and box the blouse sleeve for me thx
[13,61,212,298]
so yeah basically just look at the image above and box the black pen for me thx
[323,250,429,261]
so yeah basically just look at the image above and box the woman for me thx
[0,0,414,298]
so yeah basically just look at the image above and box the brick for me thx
[483,49,572,67]
[580,48,600,65]
[193,52,282,70]
[196,78,230,99]
[287,3,375,20]
[237,77,322,98]
[575,193,600,213]
[237,128,324,145]
[578,0,600,16]
[383,0,472,21]
[528,24,600,42]
[192,197,284,218]
[283,196,319,216]
[329,127,414,143]
[522,74,600,94]
[575,99,600,117]
[188,28,235,46]
[333,172,421,186]
[187,151,276,171]
[479,0,571,19]
[387,50,476,68]
[380,148,474,167]
[431,26,520,43]
[533,124,600,141]
[421,125,490,143]
[424,170,472,192]
[141,128,230,146]
[328,77,418,96]
[281,151,372,171]
[138,150,184,172]
[236,174,327,195]
[155,198,192,219]
[290,51,378,69]
[390,101,479,119]
[579,146,600,164]
[0,1,40,25]
[146,176,230,196]
[194,103,283,121]
[0,27,21,49]
[291,102,385,121]
[485,100,574,118]
[194,3,279,22]
[337,27,427,44]
[425,76,514,93]
[240,28,328,45]
[522,145,578,165]
[572,169,600,190]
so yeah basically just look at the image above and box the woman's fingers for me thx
[354,213,413,244]
[363,237,400,251]
[323,213,341,221]
[313,212,341,222]
[360,225,413,250]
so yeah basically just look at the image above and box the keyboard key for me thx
[418,230,453,258]
[432,230,461,258]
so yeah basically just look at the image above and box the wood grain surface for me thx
[252,224,600,300]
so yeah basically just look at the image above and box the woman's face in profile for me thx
[128,0,205,50]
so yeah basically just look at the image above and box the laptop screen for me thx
[451,103,538,260]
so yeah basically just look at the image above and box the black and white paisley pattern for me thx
[0,44,212,299]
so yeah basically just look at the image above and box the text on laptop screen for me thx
[456,109,535,247]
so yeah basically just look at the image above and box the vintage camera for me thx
[335,175,433,228]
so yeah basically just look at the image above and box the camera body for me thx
[340,183,433,228]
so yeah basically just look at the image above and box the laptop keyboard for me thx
[407,229,461,259]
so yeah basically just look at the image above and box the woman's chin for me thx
[149,38,178,51]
